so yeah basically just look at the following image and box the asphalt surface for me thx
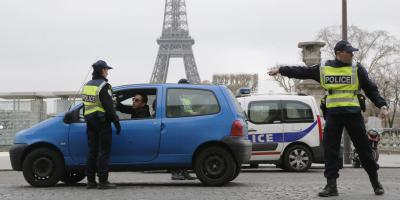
[0,167,399,200]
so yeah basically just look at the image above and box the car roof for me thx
[113,83,222,91]
[237,94,315,101]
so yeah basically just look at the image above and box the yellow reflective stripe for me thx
[326,96,359,108]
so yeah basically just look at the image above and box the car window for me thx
[166,89,220,118]
[226,89,245,117]
[283,101,314,123]
[248,101,281,124]
[114,88,157,120]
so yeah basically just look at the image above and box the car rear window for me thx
[248,101,281,124]
[166,89,220,118]
[226,89,245,117]
[283,101,314,123]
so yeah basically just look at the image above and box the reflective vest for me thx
[320,60,360,109]
[82,79,108,116]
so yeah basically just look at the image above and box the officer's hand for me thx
[114,121,121,135]
[267,67,280,76]
[379,106,389,119]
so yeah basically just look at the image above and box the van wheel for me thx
[61,170,86,185]
[283,145,312,172]
[22,148,64,187]
[194,146,237,186]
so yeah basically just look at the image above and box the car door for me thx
[110,87,162,163]
[281,100,316,148]
[247,100,284,160]
[68,87,162,164]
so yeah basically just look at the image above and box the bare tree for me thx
[270,66,301,93]
[212,74,258,94]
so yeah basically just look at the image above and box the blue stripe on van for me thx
[248,121,317,143]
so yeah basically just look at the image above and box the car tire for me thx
[194,146,237,186]
[61,170,86,185]
[230,163,241,181]
[22,148,64,187]
[283,145,312,172]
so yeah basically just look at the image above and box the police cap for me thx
[92,60,113,71]
[334,40,359,53]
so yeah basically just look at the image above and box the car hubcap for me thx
[289,149,309,170]
[203,154,225,178]
[32,157,53,180]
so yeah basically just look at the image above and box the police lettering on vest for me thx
[325,75,352,84]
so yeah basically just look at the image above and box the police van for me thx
[236,89,324,172]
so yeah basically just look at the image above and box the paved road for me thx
[0,167,399,200]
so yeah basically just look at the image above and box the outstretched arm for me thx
[268,64,320,82]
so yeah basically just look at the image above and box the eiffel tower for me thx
[150,0,201,84]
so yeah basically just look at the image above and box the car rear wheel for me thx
[61,170,86,185]
[194,146,237,186]
[283,145,312,172]
[22,148,64,187]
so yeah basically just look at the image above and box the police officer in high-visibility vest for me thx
[268,40,389,197]
[82,60,121,189]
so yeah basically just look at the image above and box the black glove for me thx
[114,121,121,135]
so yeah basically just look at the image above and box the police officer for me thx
[268,40,389,197]
[82,60,121,189]
[170,78,197,180]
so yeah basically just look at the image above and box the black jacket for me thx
[279,59,387,115]
[117,103,150,119]
[85,75,119,123]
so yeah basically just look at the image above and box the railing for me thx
[379,128,400,153]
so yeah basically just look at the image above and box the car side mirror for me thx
[63,111,74,124]
[0,125,3,130]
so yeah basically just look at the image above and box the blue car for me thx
[9,84,251,187]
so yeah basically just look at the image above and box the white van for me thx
[237,92,324,172]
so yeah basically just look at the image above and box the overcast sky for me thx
[1,0,400,94]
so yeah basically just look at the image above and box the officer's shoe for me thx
[369,177,384,195]
[171,171,185,180]
[318,179,338,197]
[182,170,196,180]
[86,181,97,189]
[97,181,117,189]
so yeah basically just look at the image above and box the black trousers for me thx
[323,113,379,179]
[86,118,112,183]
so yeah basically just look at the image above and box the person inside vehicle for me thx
[117,94,150,119]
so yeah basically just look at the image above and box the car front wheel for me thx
[22,148,64,187]
[61,170,86,185]
[194,146,237,186]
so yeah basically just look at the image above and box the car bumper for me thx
[222,136,252,164]
[9,144,28,171]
